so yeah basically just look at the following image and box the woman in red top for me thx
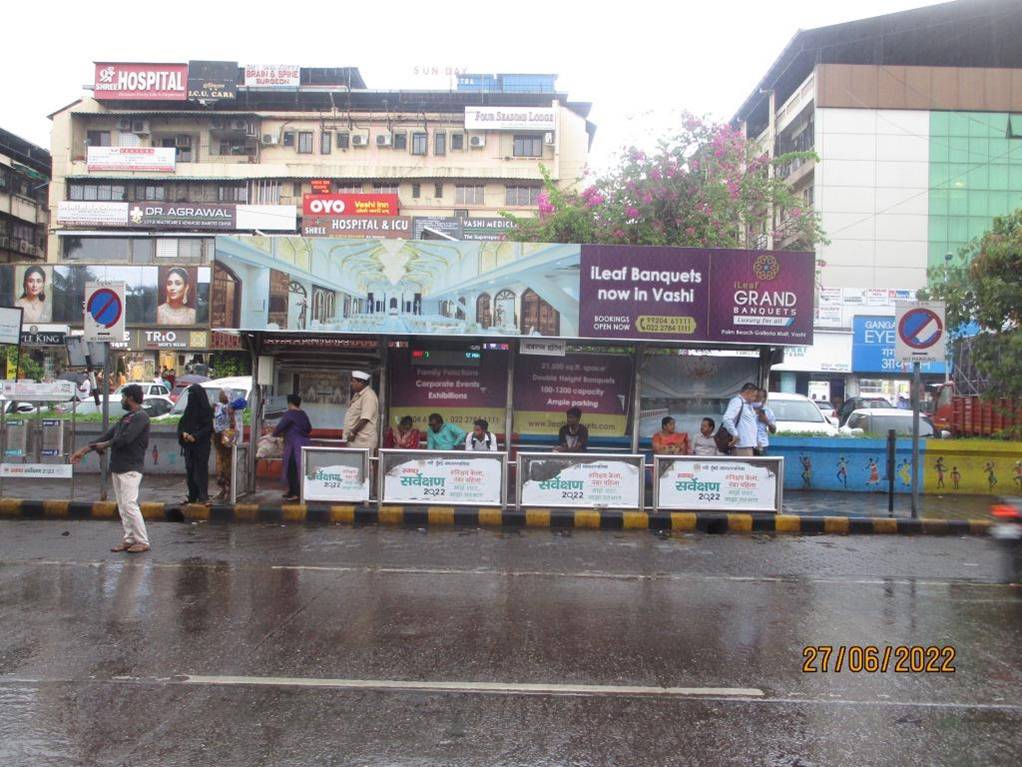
[651,416,691,455]
[383,415,423,449]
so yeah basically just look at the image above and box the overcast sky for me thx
[1,0,945,173]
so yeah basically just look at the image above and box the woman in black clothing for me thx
[178,383,214,504]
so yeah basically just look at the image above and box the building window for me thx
[336,132,349,149]
[217,139,253,156]
[283,131,295,147]
[336,182,362,193]
[434,132,446,156]
[505,186,541,206]
[161,136,192,163]
[451,133,464,150]
[513,135,543,157]
[411,133,428,156]
[298,132,314,154]
[86,130,111,147]
[434,183,443,199]
[250,179,281,204]
[218,184,248,203]
[412,183,421,199]
[455,184,485,205]
[373,183,399,195]
[321,132,332,154]
[393,132,407,150]
[142,184,166,201]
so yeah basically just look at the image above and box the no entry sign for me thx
[895,301,946,365]
[84,282,126,342]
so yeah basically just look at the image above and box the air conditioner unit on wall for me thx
[376,134,392,147]
[469,135,486,148]
[117,118,132,131]
[261,134,278,146]
[351,134,369,147]
[132,120,150,134]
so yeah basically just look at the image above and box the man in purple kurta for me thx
[273,394,312,501]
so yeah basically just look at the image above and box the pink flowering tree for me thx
[506,114,825,249]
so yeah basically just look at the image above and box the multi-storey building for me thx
[0,128,49,263]
[732,0,1022,401]
[43,63,594,378]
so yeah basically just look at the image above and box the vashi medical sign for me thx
[94,63,187,100]
[302,194,400,217]
[852,316,947,374]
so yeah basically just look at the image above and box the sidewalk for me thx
[0,475,999,520]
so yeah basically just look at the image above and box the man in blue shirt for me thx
[754,388,777,456]
[427,413,467,450]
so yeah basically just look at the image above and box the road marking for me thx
[0,559,1016,591]
[170,675,765,698]
[2,676,1021,711]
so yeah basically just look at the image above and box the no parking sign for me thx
[83,281,126,342]
[895,301,946,365]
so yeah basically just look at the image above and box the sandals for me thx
[126,543,150,554]
[111,542,131,552]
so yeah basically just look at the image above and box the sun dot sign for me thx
[895,301,946,365]
[83,282,126,343]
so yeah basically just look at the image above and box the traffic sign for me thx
[83,281,126,342]
[895,301,946,364]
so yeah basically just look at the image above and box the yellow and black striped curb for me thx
[0,498,992,536]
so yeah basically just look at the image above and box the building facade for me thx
[0,128,49,264]
[733,0,1022,401]
[42,64,594,378]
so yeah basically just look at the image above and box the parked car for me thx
[158,376,254,421]
[766,392,841,436]
[838,396,895,425]
[115,382,171,399]
[65,394,174,417]
[813,399,840,427]
[167,374,211,403]
[840,408,937,438]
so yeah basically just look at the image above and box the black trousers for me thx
[286,454,301,498]
[184,441,211,502]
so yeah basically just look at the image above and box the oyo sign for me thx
[302,194,399,217]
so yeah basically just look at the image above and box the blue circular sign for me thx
[87,288,122,329]
[898,307,943,350]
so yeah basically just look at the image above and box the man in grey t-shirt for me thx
[72,384,151,553]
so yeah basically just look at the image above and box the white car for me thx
[63,394,175,418]
[116,382,172,399]
[840,408,937,438]
[763,392,841,436]
[157,376,256,421]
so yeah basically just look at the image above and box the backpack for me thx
[714,399,744,453]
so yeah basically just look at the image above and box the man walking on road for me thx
[722,383,761,457]
[71,384,151,554]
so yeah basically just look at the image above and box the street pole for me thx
[911,361,921,518]
[100,343,110,502]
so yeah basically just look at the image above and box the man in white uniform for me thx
[344,371,379,449]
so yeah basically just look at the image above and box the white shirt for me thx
[692,433,719,456]
[756,405,777,448]
[722,395,759,449]
[465,431,498,451]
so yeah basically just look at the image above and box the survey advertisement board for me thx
[380,450,506,506]
[300,447,370,503]
[517,453,644,509]
[654,456,783,512]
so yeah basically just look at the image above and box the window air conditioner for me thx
[351,134,369,147]
[376,134,392,147]
[469,135,486,148]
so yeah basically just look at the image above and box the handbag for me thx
[714,400,744,453]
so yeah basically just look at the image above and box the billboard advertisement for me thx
[86,147,176,172]
[94,63,187,100]
[187,60,238,101]
[244,64,300,89]
[464,107,556,132]
[852,316,946,374]
[301,217,412,238]
[213,236,815,346]
[56,201,296,231]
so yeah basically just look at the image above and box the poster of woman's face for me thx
[14,265,51,323]
[157,266,200,326]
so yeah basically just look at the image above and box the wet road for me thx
[1,520,1020,766]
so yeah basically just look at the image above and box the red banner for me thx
[302,194,400,217]
[94,63,187,100]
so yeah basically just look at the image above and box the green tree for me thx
[506,114,826,249]
[923,209,1022,398]
[4,348,44,381]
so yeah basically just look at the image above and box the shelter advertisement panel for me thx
[518,453,643,509]
[655,456,783,512]
[0,464,73,480]
[301,447,370,503]
[213,237,814,346]
[388,347,508,432]
[380,451,505,506]
[513,353,631,436]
